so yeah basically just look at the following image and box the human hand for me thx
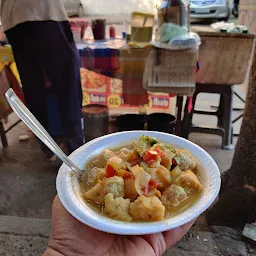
[44,196,196,256]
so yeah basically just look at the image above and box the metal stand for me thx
[232,91,245,137]
[182,83,235,150]
[175,96,184,136]
[211,91,245,137]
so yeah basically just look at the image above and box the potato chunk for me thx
[175,170,203,193]
[92,149,116,168]
[107,156,127,170]
[126,150,141,166]
[124,176,139,201]
[147,165,172,191]
[162,149,176,169]
[151,144,175,170]
[130,195,165,221]
[175,149,197,171]
[171,166,183,182]
[103,176,124,198]
[147,189,161,198]
[84,183,104,203]
[115,148,131,159]
[103,149,116,161]
[161,184,188,208]
[87,167,106,186]
[104,193,132,221]
[118,154,129,163]
[140,161,150,171]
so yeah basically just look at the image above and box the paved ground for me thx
[0,86,246,255]
[0,15,251,255]
[0,123,59,218]
[0,117,236,219]
[0,215,255,256]
[1,82,245,218]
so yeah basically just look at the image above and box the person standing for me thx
[0,0,84,159]
[232,0,240,17]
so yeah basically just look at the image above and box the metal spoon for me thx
[5,89,82,177]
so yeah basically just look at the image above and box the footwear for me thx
[45,142,66,162]
[232,5,239,18]
[47,154,57,162]
[38,136,66,161]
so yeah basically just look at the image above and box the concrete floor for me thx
[0,81,246,218]
[0,13,246,255]
[0,80,245,256]
[0,18,246,252]
[0,110,238,219]
[0,121,59,218]
[0,68,246,236]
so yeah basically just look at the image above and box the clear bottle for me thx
[158,0,190,31]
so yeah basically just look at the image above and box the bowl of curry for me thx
[57,131,221,235]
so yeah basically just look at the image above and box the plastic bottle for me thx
[109,26,116,39]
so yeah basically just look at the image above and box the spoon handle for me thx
[5,89,82,175]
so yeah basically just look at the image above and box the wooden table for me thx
[181,30,255,148]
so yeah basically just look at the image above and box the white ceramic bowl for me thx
[57,131,221,235]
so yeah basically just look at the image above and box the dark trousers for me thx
[6,21,84,153]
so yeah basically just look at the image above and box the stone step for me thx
[0,215,51,237]
[0,234,48,256]
[0,216,254,256]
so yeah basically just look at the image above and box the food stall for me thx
[78,39,174,115]
[78,8,200,138]
[0,6,255,146]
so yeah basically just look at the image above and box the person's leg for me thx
[31,21,84,153]
[5,23,48,129]
[6,23,55,159]
[233,0,239,13]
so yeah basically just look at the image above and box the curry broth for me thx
[80,144,203,221]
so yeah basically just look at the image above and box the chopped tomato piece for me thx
[141,179,158,196]
[155,147,171,169]
[141,186,148,195]
[148,179,159,191]
[106,164,116,178]
[142,150,159,166]
[154,148,165,159]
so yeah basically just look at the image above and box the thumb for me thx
[163,219,196,248]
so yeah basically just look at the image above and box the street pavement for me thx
[0,87,246,255]
[0,15,251,255]
[0,215,255,255]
